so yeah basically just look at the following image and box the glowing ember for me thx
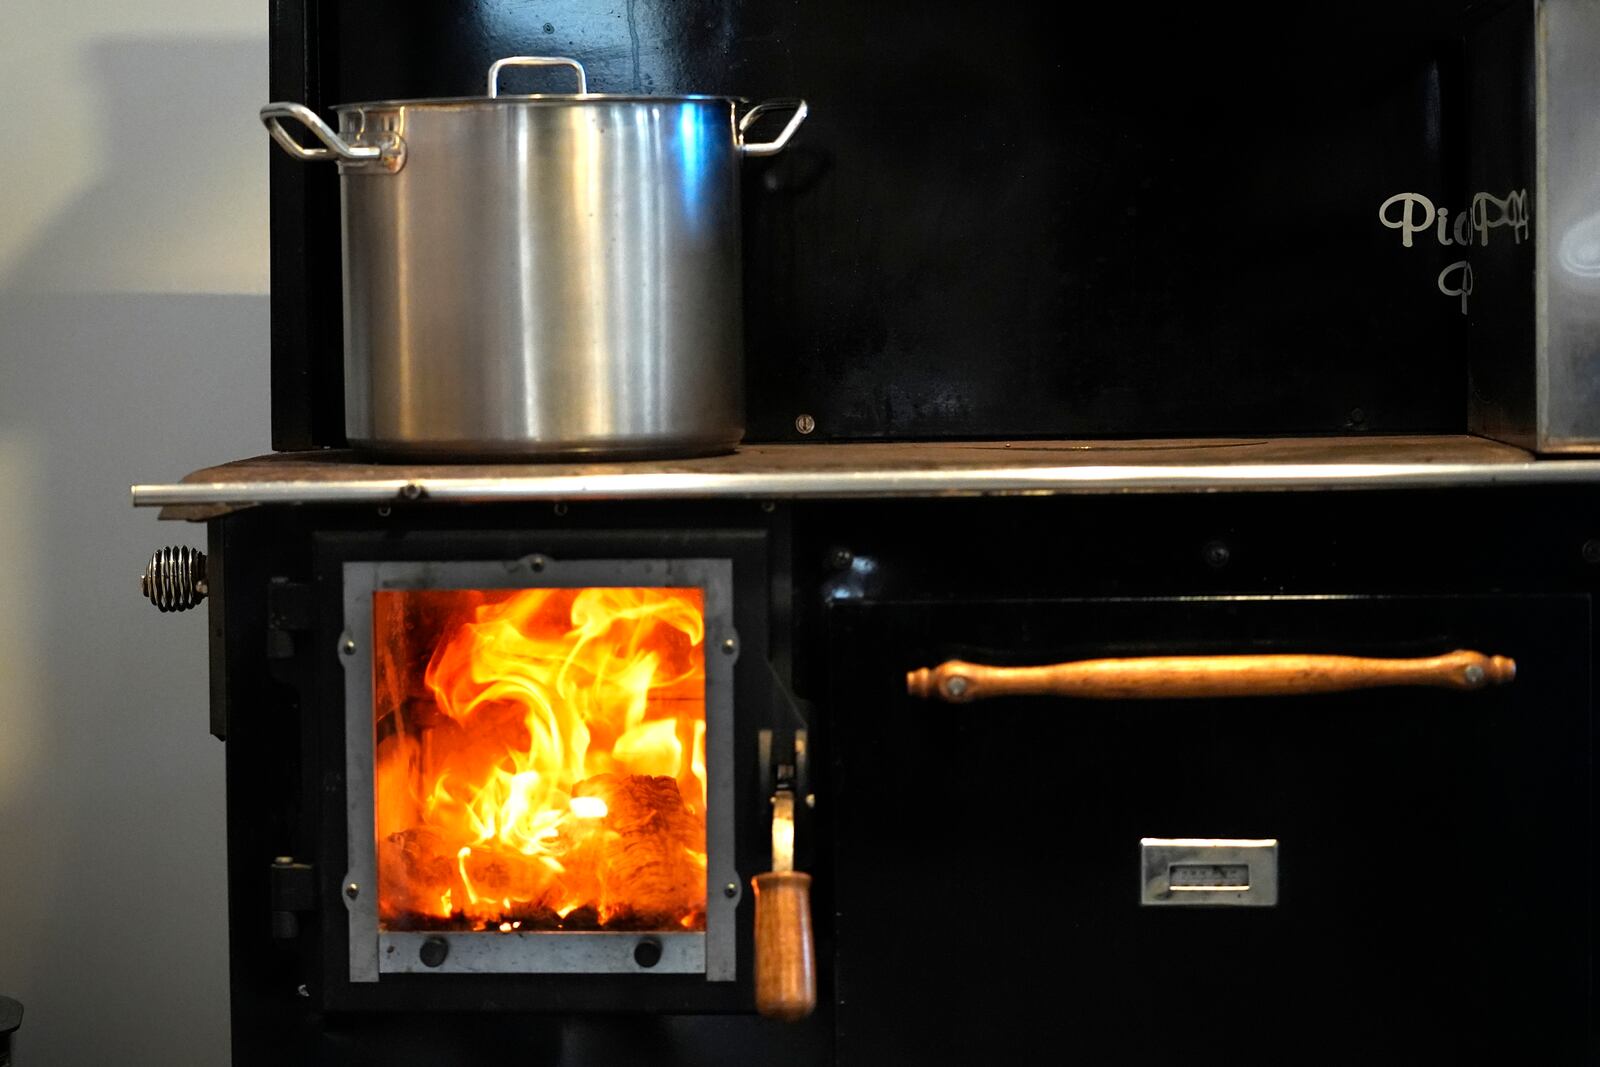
[570,795,608,819]
[372,587,708,932]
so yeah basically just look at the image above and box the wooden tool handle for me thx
[906,650,1516,702]
[752,871,816,1021]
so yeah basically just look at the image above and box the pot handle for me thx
[739,100,809,158]
[488,56,588,97]
[260,103,404,172]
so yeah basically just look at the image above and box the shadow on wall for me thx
[0,36,270,1067]
[2,36,270,294]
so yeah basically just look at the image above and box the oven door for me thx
[825,594,1592,1064]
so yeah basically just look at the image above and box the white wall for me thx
[0,2,270,1063]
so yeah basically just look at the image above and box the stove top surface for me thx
[131,435,1600,519]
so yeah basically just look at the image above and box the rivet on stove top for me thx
[721,637,737,655]
[723,882,739,899]
[345,882,360,900]
[341,636,357,656]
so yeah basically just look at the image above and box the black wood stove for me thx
[132,3,1598,1063]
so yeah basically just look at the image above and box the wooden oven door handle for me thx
[906,650,1516,703]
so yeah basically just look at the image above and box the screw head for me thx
[723,882,739,899]
[721,637,737,655]
[345,882,360,900]
[399,482,423,501]
[1203,540,1231,569]
[633,937,663,968]
[553,502,569,517]
[1463,664,1486,687]
[944,675,969,698]
[530,556,547,573]
[794,413,816,435]
[419,936,449,968]
[341,637,357,656]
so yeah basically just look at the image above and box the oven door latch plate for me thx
[1140,838,1278,907]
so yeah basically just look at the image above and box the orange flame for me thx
[372,587,708,931]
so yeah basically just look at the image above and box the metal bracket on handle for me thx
[738,99,810,157]
[487,56,588,97]
[260,103,405,173]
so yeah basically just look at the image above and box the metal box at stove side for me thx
[1468,0,1600,452]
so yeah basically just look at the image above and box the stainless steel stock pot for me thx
[261,56,808,459]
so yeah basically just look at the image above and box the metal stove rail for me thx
[130,437,1600,517]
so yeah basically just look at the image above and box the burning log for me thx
[577,773,707,927]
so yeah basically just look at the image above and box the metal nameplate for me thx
[1140,838,1278,907]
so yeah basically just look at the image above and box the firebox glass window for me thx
[370,587,709,933]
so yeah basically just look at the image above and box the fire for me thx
[372,587,708,932]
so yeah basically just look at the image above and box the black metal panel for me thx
[269,0,1484,449]
[216,490,1600,1064]
[268,0,345,451]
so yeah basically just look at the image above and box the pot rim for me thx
[334,93,741,112]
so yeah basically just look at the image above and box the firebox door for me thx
[340,556,738,982]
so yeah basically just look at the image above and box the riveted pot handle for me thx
[262,103,375,163]
[488,56,587,97]
[260,103,405,173]
[739,99,809,157]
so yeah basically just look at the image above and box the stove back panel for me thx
[269,0,1477,450]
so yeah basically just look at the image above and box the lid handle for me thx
[487,56,587,97]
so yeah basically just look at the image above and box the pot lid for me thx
[335,93,734,110]
[335,56,736,111]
